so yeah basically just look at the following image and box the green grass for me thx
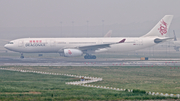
[0,66,179,100]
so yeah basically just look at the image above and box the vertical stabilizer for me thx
[104,30,112,37]
[142,15,173,37]
[173,30,177,41]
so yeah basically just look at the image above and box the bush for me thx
[133,89,146,94]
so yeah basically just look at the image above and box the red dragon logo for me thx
[68,50,72,55]
[158,19,167,35]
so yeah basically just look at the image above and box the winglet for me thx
[119,39,126,43]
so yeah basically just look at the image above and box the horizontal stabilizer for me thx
[154,37,173,43]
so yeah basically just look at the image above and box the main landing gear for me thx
[84,54,96,59]
[20,53,24,59]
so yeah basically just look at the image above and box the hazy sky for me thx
[1,0,180,28]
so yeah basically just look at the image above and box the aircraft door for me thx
[135,40,143,45]
[18,41,24,47]
[97,39,103,44]
[50,40,56,46]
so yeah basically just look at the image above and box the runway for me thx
[0,57,180,66]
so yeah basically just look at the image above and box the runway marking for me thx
[0,68,179,98]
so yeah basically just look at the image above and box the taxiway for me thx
[0,57,179,66]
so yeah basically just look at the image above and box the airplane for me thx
[104,30,112,37]
[172,30,180,51]
[159,30,180,51]
[4,15,173,59]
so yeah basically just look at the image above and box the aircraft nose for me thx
[4,44,8,49]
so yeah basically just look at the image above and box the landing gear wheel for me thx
[92,55,96,59]
[20,56,24,59]
[84,55,88,59]
[84,54,96,59]
[20,53,24,59]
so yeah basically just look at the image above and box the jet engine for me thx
[64,49,83,57]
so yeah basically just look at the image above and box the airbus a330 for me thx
[4,15,173,59]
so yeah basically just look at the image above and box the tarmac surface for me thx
[0,57,180,66]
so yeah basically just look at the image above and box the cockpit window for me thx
[8,42,14,44]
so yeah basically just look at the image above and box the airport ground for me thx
[1,48,180,67]
[0,46,180,100]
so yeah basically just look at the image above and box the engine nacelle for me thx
[64,49,83,57]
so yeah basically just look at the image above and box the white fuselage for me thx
[4,37,157,53]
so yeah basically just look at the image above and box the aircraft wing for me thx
[78,39,126,51]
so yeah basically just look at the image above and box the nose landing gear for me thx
[20,53,24,59]
[84,54,96,59]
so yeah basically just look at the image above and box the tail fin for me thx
[173,30,177,41]
[142,15,173,37]
[104,30,112,37]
